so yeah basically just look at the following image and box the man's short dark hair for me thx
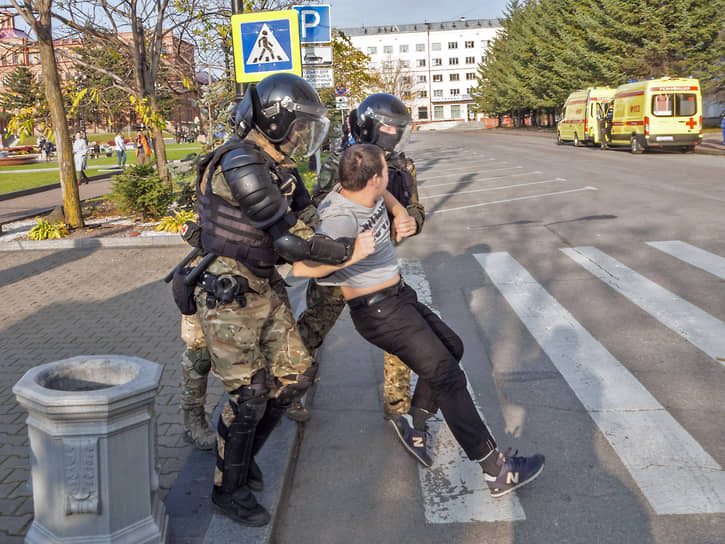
[338,144,385,191]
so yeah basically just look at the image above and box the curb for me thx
[0,234,186,251]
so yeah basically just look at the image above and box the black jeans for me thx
[348,283,496,460]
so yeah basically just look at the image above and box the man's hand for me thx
[350,230,375,263]
[393,213,417,242]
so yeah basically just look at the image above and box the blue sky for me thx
[325,0,511,29]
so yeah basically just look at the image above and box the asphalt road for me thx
[273,131,725,543]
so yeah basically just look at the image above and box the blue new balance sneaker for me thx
[390,414,433,468]
[484,448,545,498]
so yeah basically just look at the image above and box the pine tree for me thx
[0,66,45,111]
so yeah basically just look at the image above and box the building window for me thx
[416,58,426,67]
[367,46,377,54]
[466,72,477,80]
[465,56,475,64]
[418,106,428,120]
[431,42,441,51]
[482,40,491,48]
[402,91,412,100]
[451,104,461,118]
[449,57,459,65]
[434,105,444,119]
[448,41,458,49]
[432,58,442,66]
[401,60,410,68]
[416,43,425,51]
[1,57,6,66]
[433,89,443,97]
[450,73,460,81]
[432,74,442,82]
[400,44,409,53]
[383,61,394,69]
[12,54,18,65]
[383,45,393,54]
[417,90,428,98]
[465,40,474,48]
[401,76,411,85]
[417,75,427,83]
[450,88,460,96]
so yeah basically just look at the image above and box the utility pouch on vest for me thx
[172,267,197,315]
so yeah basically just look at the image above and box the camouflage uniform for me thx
[299,148,425,418]
[194,136,318,490]
[179,315,216,450]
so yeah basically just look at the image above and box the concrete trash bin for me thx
[12,355,168,544]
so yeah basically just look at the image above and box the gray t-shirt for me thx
[315,189,399,288]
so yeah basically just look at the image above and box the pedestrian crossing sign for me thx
[231,10,302,83]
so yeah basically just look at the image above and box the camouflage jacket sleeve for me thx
[311,151,341,205]
[404,158,426,235]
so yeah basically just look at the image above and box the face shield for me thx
[373,121,412,153]
[263,95,329,157]
[279,116,330,157]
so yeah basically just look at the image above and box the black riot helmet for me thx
[352,93,412,153]
[235,73,329,157]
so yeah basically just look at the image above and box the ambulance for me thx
[606,77,702,153]
[556,86,615,146]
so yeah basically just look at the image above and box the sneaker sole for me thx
[389,420,433,468]
[489,458,545,498]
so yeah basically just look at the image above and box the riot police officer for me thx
[179,73,371,526]
[294,94,435,467]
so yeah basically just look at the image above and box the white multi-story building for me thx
[337,18,501,125]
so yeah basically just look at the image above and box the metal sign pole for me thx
[231,0,245,101]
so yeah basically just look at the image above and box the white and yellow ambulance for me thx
[556,86,615,146]
[607,77,702,153]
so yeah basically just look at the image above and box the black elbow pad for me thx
[274,234,354,265]
[308,234,354,265]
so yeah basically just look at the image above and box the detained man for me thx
[292,144,545,498]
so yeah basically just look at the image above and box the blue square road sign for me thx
[294,5,331,44]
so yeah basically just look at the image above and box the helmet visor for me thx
[373,121,412,153]
[281,116,330,157]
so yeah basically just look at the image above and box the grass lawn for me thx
[0,143,202,194]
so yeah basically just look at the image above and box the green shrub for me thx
[28,217,68,240]
[110,165,174,220]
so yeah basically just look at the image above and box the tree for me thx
[0,66,45,111]
[8,0,83,228]
[331,30,380,105]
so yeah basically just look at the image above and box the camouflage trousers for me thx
[192,258,313,487]
[296,281,412,418]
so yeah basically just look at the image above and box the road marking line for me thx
[419,165,520,179]
[420,169,534,188]
[474,251,725,515]
[561,246,725,364]
[420,178,565,200]
[646,241,725,280]
[399,259,526,523]
[429,187,598,215]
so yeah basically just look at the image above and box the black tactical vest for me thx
[195,139,287,277]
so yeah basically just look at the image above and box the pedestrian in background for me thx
[135,129,151,166]
[73,131,89,184]
[720,111,725,145]
[114,131,127,167]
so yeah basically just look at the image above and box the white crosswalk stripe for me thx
[560,246,725,364]
[474,249,725,515]
[399,259,527,523]
[647,240,725,280]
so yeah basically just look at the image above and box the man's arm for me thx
[292,231,375,278]
[383,190,417,242]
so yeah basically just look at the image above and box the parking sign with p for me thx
[293,5,331,44]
